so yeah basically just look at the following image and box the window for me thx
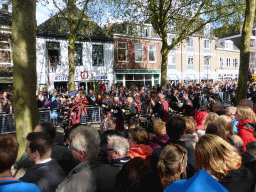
[148,45,156,62]
[219,57,224,67]
[204,57,210,66]
[118,42,127,61]
[226,58,231,67]
[168,34,176,46]
[92,45,103,66]
[142,26,151,37]
[204,24,211,36]
[74,43,82,66]
[168,53,176,69]
[233,58,238,67]
[46,42,60,70]
[225,41,233,50]
[188,55,193,65]
[187,37,193,47]
[135,44,143,62]
[204,40,210,49]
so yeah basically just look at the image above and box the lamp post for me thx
[204,55,211,83]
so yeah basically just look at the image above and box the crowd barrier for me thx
[0,114,16,134]
[0,106,102,134]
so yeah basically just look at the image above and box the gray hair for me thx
[239,99,253,109]
[70,125,100,159]
[108,135,130,157]
[226,107,237,115]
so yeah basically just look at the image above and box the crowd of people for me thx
[2,80,256,191]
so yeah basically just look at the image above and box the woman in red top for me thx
[235,106,256,152]
[127,127,153,161]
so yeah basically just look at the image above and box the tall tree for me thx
[234,0,255,105]
[12,0,38,160]
[114,0,245,87]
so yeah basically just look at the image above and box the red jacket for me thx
[237,119,256,152]
[127,144,153,161]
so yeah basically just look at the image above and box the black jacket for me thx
[20,159,66,192]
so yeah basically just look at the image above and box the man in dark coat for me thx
[20,132,66,192]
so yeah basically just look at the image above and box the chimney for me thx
[2,4,8,13]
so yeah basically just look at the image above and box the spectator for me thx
[151,115,196,179]
[194,111,208,137]
[56,125,118,192]
[107,135,131,168]
[16,122,77,175]
[99,118,125,160]
[115,157,161,192]
[195,134,255,192]
[212,101,225,116]
[239,99,256,114]
[217,115,244,153]
[157,144,187,190]
[205,122,228,142]
[181,117,198,150]
[235,106,256,152]
[149,118,169,150]
[0,134,40,192]
[164,170,228,192]
[225,107,239,134]
[20,132,66,192]
[127,127,153,160]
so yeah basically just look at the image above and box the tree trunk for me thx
[12,0,38,160]
[234,0,255,106]
[68,35,76,93]
[161,36,168,87]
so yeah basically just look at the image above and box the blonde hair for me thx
[236,106,256,121]
[152,118,166,135]
[157,144,187,186]
[195,134,241,179]
[184,117,196,134]
[204,112,219,129]
[217,115,234,135]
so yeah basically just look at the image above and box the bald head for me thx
[239,99,253,109]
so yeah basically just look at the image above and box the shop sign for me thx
[81,71,89,80]
[91,75,108,80]
[55,73,79,81]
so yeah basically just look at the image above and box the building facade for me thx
[36,35,114,92]
[112,24,162,88]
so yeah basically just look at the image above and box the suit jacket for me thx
[20,159,66,192]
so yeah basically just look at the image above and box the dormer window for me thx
[142,26,151,37]
[225,40,233,50]
[204,24,211,36]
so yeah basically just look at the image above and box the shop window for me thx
[125,74,133,80]
[134,74,144,80]
[135,44,143,62]
[74,43,82,66]
[148,45,156,62]
[154,74,159,85]
[145,74,152,80]
[118,42,127,61]
[116,74,123,81]
[92,45,104,66]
